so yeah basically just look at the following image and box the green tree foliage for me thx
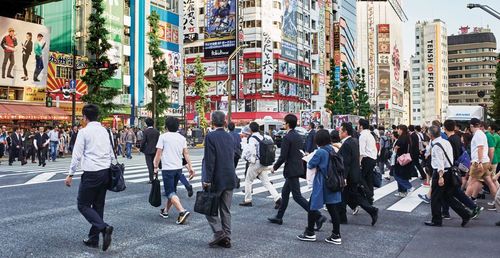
[146,11,171,127]
[81,0,120,120]
[354,68,371,118]
[324,58,344,115]
[340,62,354,114]
[193,56,209,131]
[491,53,500,124]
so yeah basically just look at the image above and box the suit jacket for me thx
[140,127,160,155]
[273,129,305,178]
[339,136,361,186]
[23,40,32,56]
[304,129,317,153]
[202,128,238,192]
[10,132,22,148]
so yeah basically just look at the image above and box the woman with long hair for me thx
[393,125,414,197]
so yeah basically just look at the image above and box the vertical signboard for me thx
[0,17,50,87]
[261,32,274,91]
[104,0,123,89]
[204,0,236,59]
[183,0,198,42]
[377,24,390,100]
[367,3,375,100]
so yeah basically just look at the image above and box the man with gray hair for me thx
[424,125,471,227]
[202,111,239,248]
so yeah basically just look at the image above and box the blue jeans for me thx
[394,175,412,193]
[125,142,132,159]
[50,141,58,161]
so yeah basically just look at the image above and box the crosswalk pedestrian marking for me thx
[25,172,57,185]
[387,185,429,212]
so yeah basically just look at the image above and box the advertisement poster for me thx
[281,0,297,41]
[392,87,403,107]
[204,0,236,59]
[0,17,50,87]
[183,0,198,42]
[104,0,123,89]
[300,110,322,127]
[261,32,274,91]
[161,49,182,83]
[377,24,390,54]
[47,52,88,101]
[378,65,390,100]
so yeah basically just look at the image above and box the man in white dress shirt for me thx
[65,104,115,251]
[358,119,378,203]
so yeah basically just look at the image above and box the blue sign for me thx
[69,80,76,90]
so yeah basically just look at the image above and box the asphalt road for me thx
[0,149,499,257]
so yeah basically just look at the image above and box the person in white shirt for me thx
[153,117,195,225]
[239,122,281,208]
[424,125,471,227]
[47,127,59,161]
[466,118,498,200]
[64,104,115,251]
[358,119,378,202]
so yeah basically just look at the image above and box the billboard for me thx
[261,32,274,91]
[0,17,50,87]
[281,0,297,42]
[104,0,123,89]
[300,110,322,127]
[183,0,199,42]
[204,0,236,59]
[47,52,88,101]
[161,49,182,83]
[378,65,390,100]
[377,24,390,54]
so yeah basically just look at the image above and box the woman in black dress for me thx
[394,125,413,197]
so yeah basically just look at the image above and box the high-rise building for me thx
[332,0,357,87]
[356,0,407,126]
[183,0,314,125]
[411,19,448,126]
[448,27,496,107]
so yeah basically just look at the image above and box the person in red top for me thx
[1,28,17,79]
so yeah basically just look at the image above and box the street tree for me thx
[491,53,500,124]
[325,58,344,115]
[340,62,354,114]
[355,67,371,118]
[193,56,209,132]
[81,0,120,119]
[146,10,171,128]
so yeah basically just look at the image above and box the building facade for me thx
[448,27,497,107]
[356,0,406,126]
[332,0,356,87]
[411,19,448,126]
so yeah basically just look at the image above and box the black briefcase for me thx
[149,176,162,207]
[194,188,219,217]
[107,129,126,192]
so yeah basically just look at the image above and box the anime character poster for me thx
[204,0,236,59]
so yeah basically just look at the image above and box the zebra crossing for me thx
[0,154,432,214]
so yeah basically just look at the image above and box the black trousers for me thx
[430,170,470,224]
[144,153,155,182]
[78,169,110,241]
[361,157,376,203]
[277,176,312,219]
[26,145,36,162]
[22,54,29,77]
[37,147,47,165]
[339,184,377,223]
[307,203,341,235]
[9,147,23,164]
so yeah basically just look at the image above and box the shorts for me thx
[469,162,492,181]
[161,169,182,199]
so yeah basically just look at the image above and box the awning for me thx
[0,103,70,121]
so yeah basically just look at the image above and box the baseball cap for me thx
[470,118,481,127]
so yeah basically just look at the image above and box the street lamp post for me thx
[467,4,500,19]
[71,47,77,127]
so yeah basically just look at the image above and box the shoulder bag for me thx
[397,139,412,166]
[107,129,126,192]
[433,142,461,188]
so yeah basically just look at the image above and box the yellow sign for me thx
[23,87,46,102]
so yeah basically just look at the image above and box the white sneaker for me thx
[487,201,495,206]
[352,207,360,215]
[394,192,407,198]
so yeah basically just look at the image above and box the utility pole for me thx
[144,68,156,128]
[71,47,77,127]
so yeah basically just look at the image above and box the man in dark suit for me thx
[228,122,242,168]
[268,114,326,229]
[202,111,239,248]
[34,126,49,167]
[338,122,378,226]
[9,126,26,166]
[140,117,160,183]
[304,122,317,154]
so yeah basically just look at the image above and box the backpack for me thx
[252,135,276,166]
[324,150,346,192]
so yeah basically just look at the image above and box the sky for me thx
[402,0,500,62]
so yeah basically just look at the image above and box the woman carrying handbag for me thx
[393,125,414,197]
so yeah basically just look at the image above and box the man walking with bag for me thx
[202,111,239,248]
[64,104,115,251]
[141,118,160,184]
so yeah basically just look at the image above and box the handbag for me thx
[433,143,461,188]
[149,175,162,207]
[397,141,412,166]
[107,129,126,192]
[194,186,219,217]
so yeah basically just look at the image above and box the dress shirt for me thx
[431,137,454,172]
[48,130,59,142]
[68,122,114,175]
[359,129,378,160]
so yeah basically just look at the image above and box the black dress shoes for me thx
[239,201,253,207]
[209,231,227,247]
[268,217,283,225]
[83,239,98,248]
[371,208,379,226]
[102,226,114,251]
[461,216,471,227]
[424,221,442,227]
[217,237,231,248]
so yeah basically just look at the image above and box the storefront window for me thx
[244,58,261,73]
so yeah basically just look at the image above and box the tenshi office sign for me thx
[425,39,434,92]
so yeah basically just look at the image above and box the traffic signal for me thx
[46,96,53,107]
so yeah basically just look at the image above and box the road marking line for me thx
[25,172,57,185]
[387,185,428,212]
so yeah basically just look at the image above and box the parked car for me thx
[274,127,308,148]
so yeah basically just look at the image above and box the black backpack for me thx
[252,135,276,166]
[324,150,346,192]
